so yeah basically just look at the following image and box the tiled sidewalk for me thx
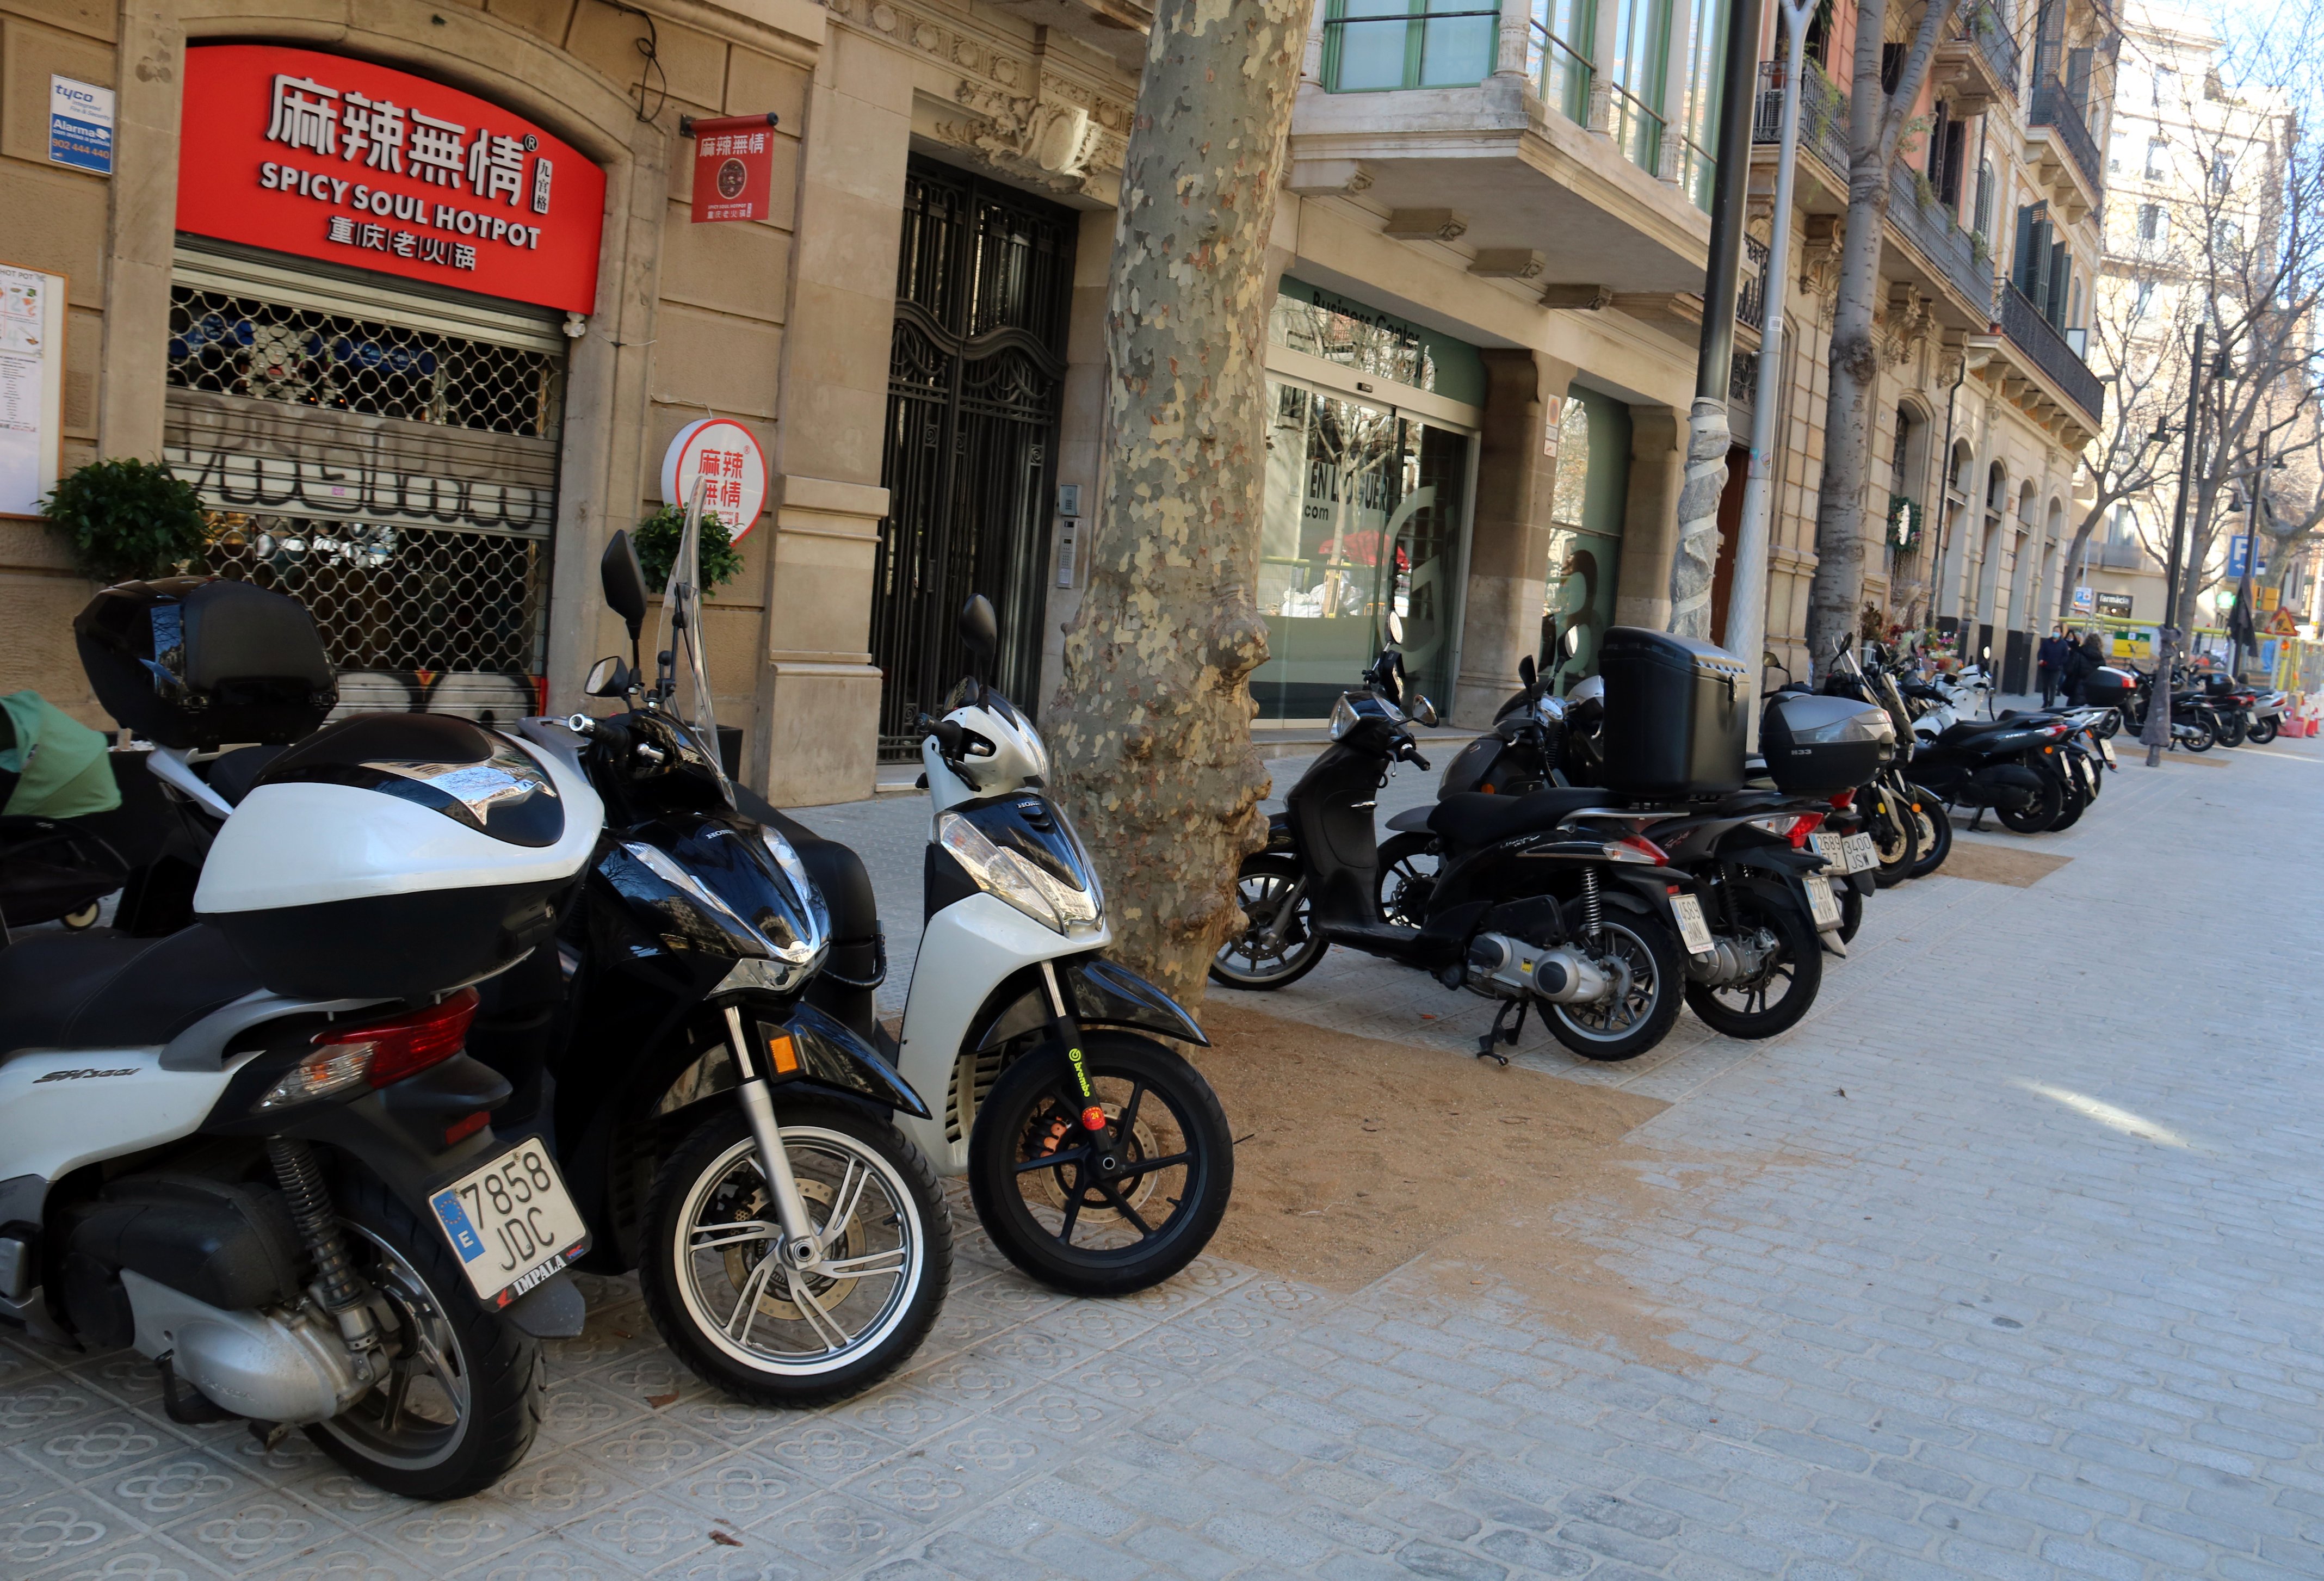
[5,736,2320,1579]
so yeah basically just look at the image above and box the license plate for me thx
[1802,874,1843,929]
[2099,737,2117,767]
[429,1139,590,1307]
[1670,893,1715,955]
[1843,833,1879,872]
[1809,832,1844,869]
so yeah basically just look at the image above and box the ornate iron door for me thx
[873,159,1075,759]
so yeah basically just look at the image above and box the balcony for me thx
[1288,5,1717,299]
[1752,59,1851,186]
[2028,77,2104,221]
[1967,282,2102,442]
[1932,4,2020,114]
[1884,163,1996,322]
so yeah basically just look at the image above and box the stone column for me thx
[751,23,911,806]
[1614,404,1684,629]
[1453,348,1577,725]
[1036,207,1120,714]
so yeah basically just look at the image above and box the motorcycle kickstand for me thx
[1476,998,1526,1065]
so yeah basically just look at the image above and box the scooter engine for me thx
[1464,932,1611,1005]
[1682,928,1776,988]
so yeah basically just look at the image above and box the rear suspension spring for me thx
[266,1139,377,1348]
[1579,868,1603,943]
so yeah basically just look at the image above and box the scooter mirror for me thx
[1518,654,1537,689]
[1386,609,1405,645]
[1410,694,1438,728]
[584,656,627,697]
[1564,625,1582,658]
[601,531,650,640]
[958,594,998,662]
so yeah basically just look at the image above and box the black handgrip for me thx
[1409,749,1431,770]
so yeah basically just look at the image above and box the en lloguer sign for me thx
[176,45,607,314]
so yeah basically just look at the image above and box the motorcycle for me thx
[1218,627,1779,1063]
[2248,689,2287,745]
[795,594,1237,1296]
[1908,708,2075,833]
[2,583,594,1498]
[526,527,951,1404]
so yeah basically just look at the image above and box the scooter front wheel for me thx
[969,1032,1233,1296]
[2250,717,2279,744]
[1906,787,1952,878]
[639,1101,950,1407]
[1210,856,1327,990]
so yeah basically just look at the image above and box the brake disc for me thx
[718,1176,863,1320]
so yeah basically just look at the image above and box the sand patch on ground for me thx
[1191,1005,1818,1367]
[1937,842,2073,887]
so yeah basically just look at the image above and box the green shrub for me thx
[43,458,211,584]
[633,504,745,595]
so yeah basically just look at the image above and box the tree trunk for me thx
[1804,163,1891,668]
[1044,0,1305,1011]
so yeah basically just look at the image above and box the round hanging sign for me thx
[660,418,768,540]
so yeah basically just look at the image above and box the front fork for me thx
[721,1005,826,1271]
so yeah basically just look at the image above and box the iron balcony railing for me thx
[1528,12,1596,127]
[1887,163,1997,317]
[1961,3,2021,98]
[2000,282,2104,422]
[1753,59,1852,181]
[1738,234,1769,328]
[2030,77,2104,203]
[1606,78,1665,178]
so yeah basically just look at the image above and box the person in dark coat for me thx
[2037,625,2068,707]
[2060,631,2103,705]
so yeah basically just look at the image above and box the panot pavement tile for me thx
[4,742,2323,1580]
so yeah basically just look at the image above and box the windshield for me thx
[654,479,735,805]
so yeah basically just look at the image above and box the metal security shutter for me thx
[164,237,569,723]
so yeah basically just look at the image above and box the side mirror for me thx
[601,530,649,640]
[1410,695,1438,728]
[1386,609,1405,646]
[1564,625,1582,658]
[584,656,628,697]
[958,594,997,663]
[1518,654,1537,688]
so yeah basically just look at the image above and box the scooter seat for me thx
[1429,787,1610,850]
[1931,719,2019,746]
[0,925,262,1059]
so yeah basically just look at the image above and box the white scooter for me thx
[2,578,599,1499]
[810,596,1235,1295]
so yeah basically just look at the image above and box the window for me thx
[2211,154,2233,191]
[2144,139,2166,180]
[1974,160,1995,238]
[2136,203,2161,242]
[1673,0,1728,209]
[1608,0,1674,174]
[2153,66,2176,108]
[1323,0,1499,92]
[1537,0,1599,125]
[2134,279,2155,316]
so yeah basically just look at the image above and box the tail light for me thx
[1603,834,1668,864]
[1828,792,1854,811]
[254,990,480,1110]
[1788,811,1826,849]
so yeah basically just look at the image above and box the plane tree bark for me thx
[1044,0,1306,1010]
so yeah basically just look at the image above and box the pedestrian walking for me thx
[2037,625,2067,707]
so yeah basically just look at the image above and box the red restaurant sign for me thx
[688,113,779,224]
[176,45,606,314]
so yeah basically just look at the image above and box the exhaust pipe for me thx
[1465,932,1610,1005]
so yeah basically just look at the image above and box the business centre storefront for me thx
[163,45,605,721]
[1251,280,1483,721]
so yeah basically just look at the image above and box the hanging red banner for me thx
[686,113,780,224]
[175,45,607,314]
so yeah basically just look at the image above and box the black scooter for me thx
[1212,645,1696,1062]
[1909,711,2073,833]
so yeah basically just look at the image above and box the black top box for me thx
[1597,627,1749,796]
[76,578,336,751]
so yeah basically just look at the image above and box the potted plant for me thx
[42,458,212,584]
[632,504,745,596]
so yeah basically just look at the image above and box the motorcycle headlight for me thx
[938,809,1102,936]
[1330,695,1358,740]
[759,826,832,945]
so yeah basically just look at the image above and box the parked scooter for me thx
[527,528,951,1403]
[1908,708,2075,832]
[1217,627,1766,1063]
[788,594,1236,1296]
[2,588,592,1498]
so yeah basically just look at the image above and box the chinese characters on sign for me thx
[177,46,604,313]
[660,419,768,539]
[686,113,781,225]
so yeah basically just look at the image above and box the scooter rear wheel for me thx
[1210,856,1327,990]
[1544,910,1685,1062]
[969,1032,1233,1296]
[2048,767,2088,831]
[2250,718,2279,744]
[2214,711,2247,748]
[1995,771,2065,833]
[1683,881,1822,1040]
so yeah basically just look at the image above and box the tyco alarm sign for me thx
[687,113,780,224]
[662,419,767,540]
[175,45,606,314]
